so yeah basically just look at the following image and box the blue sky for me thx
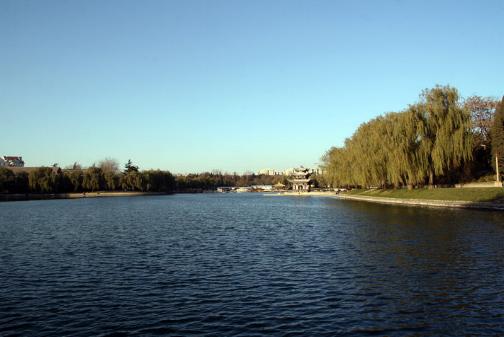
[1,0,503,173]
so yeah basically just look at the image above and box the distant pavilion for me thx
[289,167,312,192]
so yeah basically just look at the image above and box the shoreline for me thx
[264,191,337,197]
[336,194,504,211]
[0,191,168,202]
[2,190,503,211]
[335,194,504,211]
[266,191,504,211]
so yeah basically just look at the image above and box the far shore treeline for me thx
[322,86,504,189]
[0,159,292,194]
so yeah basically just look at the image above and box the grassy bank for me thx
[346,188,504,202]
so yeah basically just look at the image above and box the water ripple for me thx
[0,194,503,336]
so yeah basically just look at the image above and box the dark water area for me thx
[1,194,503,336]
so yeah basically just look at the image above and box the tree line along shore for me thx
[1,85,503,204]
[0,159,305,196]
[321,85,504,190]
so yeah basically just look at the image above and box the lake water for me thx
[1,194,503,336]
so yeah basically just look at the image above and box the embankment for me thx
[267,188,504,210]
[338,189,504,211]
[0,191,167,202]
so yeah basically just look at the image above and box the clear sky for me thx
[1,0,503,173]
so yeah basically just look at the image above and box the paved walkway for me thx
[337,194,504,211]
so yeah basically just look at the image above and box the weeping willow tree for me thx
[322,143,358,188]
[322,85,473,189]
[322,112,420,188]
[383,111,422,188]
[348,119,387,187]
[415,86,473,186]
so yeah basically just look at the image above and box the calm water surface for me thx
[0,194,503,336]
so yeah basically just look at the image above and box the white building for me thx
[236,186,251,193]
[257,167,321,177]
[257,168,280,176]
[251,185,273,191]
[0,157,5,167]
[2,156,25,167]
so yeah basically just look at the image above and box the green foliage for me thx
[65,169,83,192]
[103,171,119,190]
[174,172,286,191]
[121,171,143,191]
[491,96,504,176]
[119,160,144,191]
[1,159,179,194]
[464,95,497,149]
[14,171,29,193]
[418,86,473,184]
[322,86,473,188]
[82,167,104,192]
[0,166,297,195]
[0,168,29,193]
[124,159,139,173]
[28,167,63,193]
[0,168,15,193]
[142,170,176,192]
